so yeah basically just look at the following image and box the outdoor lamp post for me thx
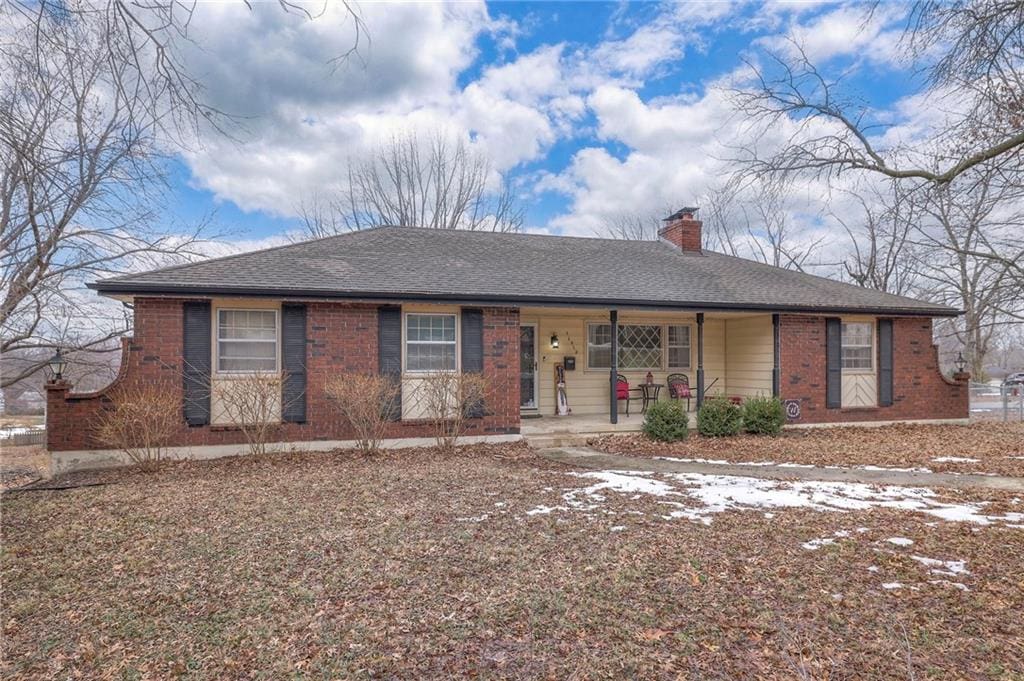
[550,333,559,349]
[47,348,68,381]
[956,351,965,374]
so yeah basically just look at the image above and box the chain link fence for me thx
[970,381,1024,422]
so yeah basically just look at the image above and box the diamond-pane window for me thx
[587,323,663,369]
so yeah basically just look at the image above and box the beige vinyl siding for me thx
[724,315,774,399]
[521,309,725,416]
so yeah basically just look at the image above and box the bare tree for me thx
[700,183,743,256]
[599,211,663,241]
[4,0,363,140]
[298,131,524,235]
[728,1,1024,187]
[1,1,362,387]
[832,183,921,295]
[0,6,209,387]
[912,165,1024,378]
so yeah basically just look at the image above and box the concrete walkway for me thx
[539,447,1024,493]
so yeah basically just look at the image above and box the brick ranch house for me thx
[46,209,969,472]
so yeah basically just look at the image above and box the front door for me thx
[520,324,538,410]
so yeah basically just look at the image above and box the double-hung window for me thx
[841,322,874,370]
[667,325,691,369]
[405,313,457,372]
[217,309,279,373]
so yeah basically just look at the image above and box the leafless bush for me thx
[413,372,489,453]
[325,373,400,453]
[94,384,181,469]
[214,373,283,456]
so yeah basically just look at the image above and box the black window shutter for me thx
[182,301,212,426]
[461,308,484,374]
[461,308,485,418]
[878,319,894,407]
[281,304,307,423]
[825,317,842,409]
[378,306,402,421]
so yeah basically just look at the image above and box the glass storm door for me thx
[520,325,538,410]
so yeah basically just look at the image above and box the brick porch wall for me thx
[778,315,968,424]
[46,298,520,451]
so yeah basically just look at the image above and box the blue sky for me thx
[168,1,925,248]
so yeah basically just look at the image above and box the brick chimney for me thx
[659,207,702,252]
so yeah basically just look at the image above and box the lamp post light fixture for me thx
[955,351,966,374]
[550,333,560,349]
[47,348,68,381]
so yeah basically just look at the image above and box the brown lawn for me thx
[592,422,1024,477]
[2,440,1023,679]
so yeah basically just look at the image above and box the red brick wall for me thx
[47,299,520,451]
[778,315,968,424]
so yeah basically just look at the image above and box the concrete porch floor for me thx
[520,411,696,447]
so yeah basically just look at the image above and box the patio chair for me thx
[666,373,692,411]
[616,374,641,416]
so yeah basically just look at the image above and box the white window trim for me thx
[402,311,460,375]
[585,321,694,372]
[214,308,281,375]
[841,320,875,374]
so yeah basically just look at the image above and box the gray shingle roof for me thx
[91,226,957,316]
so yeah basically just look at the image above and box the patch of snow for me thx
[911,555,969,577]
[931,457,980,463]
[855,527,870,533]
[802,537,836,550]
[930,579,969,591]
[764,512,775,519]
[493,501,507,508]
[0,425,44,437]
[526,505,559,516]
[867,566,880,572]
[457,514,489,522]
[609,525,626,532]
[886,537,914,546]
[881,582,903,590]
[531,469,1024,527]
[859,465,932,473]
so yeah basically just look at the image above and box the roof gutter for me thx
[87,281,962,317]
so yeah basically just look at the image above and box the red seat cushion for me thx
[669,382,690,398]
[616,381,630,399]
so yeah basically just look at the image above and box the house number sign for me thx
[784,399,801,420]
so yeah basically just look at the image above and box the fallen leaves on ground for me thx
[2,442,1022,679]
[591,422,1024,477]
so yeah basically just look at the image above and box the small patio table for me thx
[638,383,663,413]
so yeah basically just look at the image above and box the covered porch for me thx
[516,306,781,425]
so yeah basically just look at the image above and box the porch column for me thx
[772,313,781,398]
[696,313,705,409]
[609,309,618,424]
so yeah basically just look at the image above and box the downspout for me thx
[696,313,705,409]
[609,309,618,424]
